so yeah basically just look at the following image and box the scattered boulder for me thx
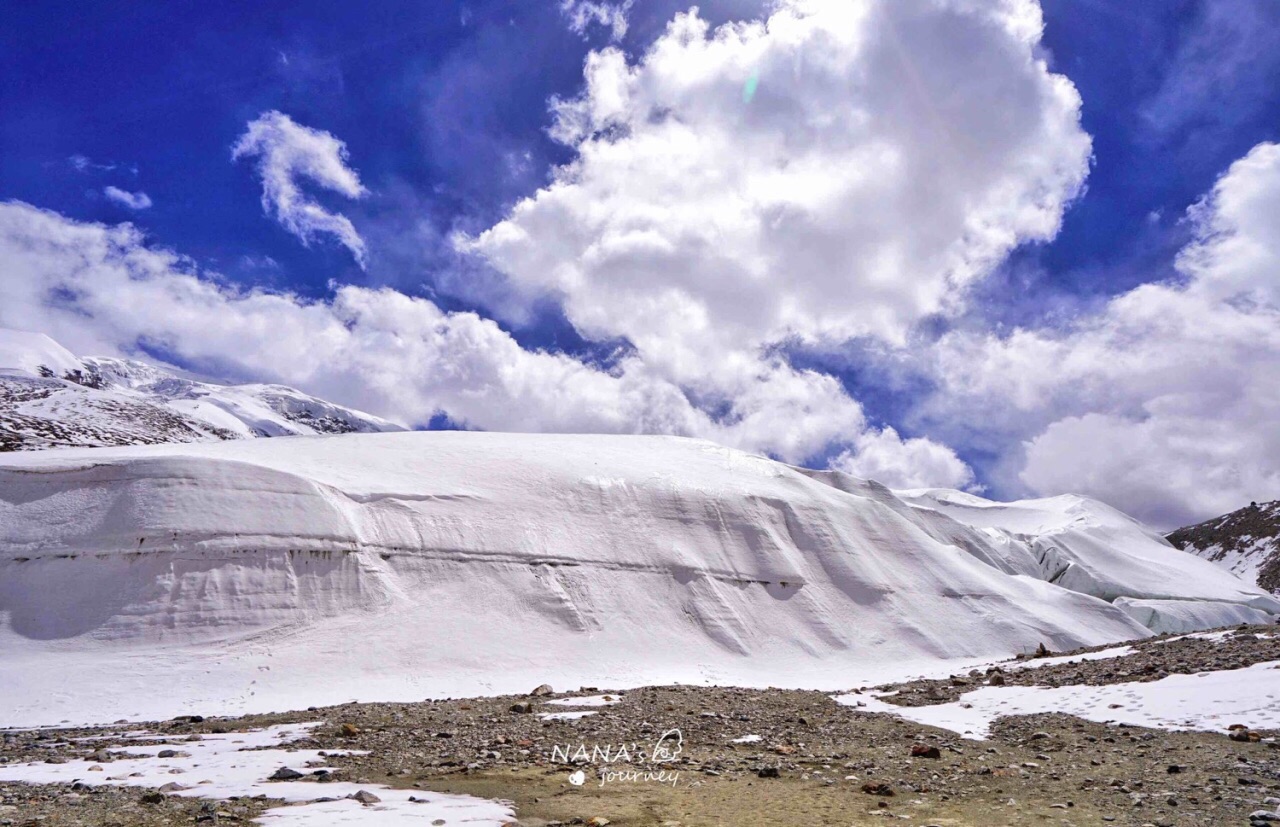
[510,701,535,714]
[910,744,941,759]
[530,684,555,697]
[861,781,895,796]
[1230,728,1263,743]
[350,789,382,805]
[269,767,304,781]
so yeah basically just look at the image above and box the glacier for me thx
[1,431,1275,727]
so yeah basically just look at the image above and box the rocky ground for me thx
[1,625,1278,827]
[874,626,1279,707]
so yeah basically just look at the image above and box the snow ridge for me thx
[0,328,401,451]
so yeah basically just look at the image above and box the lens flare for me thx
[743,68,759,103]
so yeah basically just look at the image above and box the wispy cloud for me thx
[103,186,152,210]
[68,154,136,175]
[560,0,632,41]
[232,111,369,268]
[1138,0,1280,150]
[924,142,1280,528]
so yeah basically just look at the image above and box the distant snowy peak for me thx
[1168,501,1280,594]
[0,328,402,451]
[0,328,82,377]
[77,356,403,438]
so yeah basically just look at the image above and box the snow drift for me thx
[1,432,1275,726]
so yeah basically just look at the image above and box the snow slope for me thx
[0,329,82,377]
[0,328,402,451]
[2,431,1276,727]
[891,488,1279,633]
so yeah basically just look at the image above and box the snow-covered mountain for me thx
[0,328,402,451]
[2,431,1274,726]
[1168,500,1280,594]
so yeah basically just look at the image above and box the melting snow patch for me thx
[836,660,1280,740]
[0,722,514,826]
[538,710,598,721]
[1006,645,1136,671]
[730,734,762,744]
[545,694,622,708]
[1156,629,1271,645]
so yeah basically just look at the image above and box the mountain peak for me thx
[0,328,403,451]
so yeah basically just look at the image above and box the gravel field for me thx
[2,625,1278,826]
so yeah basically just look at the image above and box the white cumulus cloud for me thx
[0,200,873,463]
[232,111,369,267]
[0,0,1106,494]
[927,142,1280,528]
[460,0,1088,483]
[467,0,1088,353]
[831,427,975,491]
[103,186,152,210]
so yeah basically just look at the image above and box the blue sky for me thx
[2,0,1279,527]
[5,1,1277,298]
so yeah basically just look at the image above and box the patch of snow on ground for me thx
[1006,645,1136,671]
[730,734,762,743]
[836,660,1280,739]
[0,722,514,826]
[546,694,623,708]
[538,710,599,721]
[1154,630,1271,645]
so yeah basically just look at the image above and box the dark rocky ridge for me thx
[1169,501,1280,594]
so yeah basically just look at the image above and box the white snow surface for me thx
[1,431,1277,727]
[1196,540,1270,584]
[538,711,599,721]
[836,660,1280,739]
[546,695,623,707]
[894,487,1280,622]
[0,329,81,378]
[0,722,514,826]
[1005,645,1136,671]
